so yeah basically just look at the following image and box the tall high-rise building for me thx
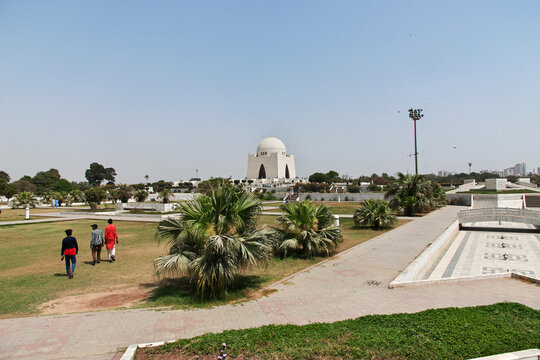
[514,163,526,176]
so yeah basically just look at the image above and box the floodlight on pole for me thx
[468,162,472,175]
[408,108,424,175]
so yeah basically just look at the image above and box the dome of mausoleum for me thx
[257,137,286,156]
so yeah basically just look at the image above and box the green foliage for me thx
[368,183,382,192]
[154,186,273,298]
[152,180,173,193]
[144,303,540,360]
[296,182,330,193]
[84,187,107,210]
[12,192,38,208]
[385,173,446,216]
[274,200,342,258]
[0,171,10,183]
[85,162,117,186]
[116,185,134,203]
[158,189,172,203]
[353,199,396,229]
[12,179,37,194]
[0,179,16,198]
[41,191,67,206]
[197,178,233,195]
[308,170,339,183]
[31,169,65,194]
[69,189,85,203]
[261,192,277,200]
[347,184,360,193]
[135,190,149,202]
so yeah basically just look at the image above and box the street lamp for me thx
[408,108,424,175]
[468,162,472,175]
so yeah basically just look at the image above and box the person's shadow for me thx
[54,273,68,277]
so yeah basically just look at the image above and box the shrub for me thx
[353,199,396,229]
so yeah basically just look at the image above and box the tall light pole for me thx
[408,108,424,175]
[468,162,472,175]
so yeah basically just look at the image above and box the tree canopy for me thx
[308,171,340,183]
[85,162,117,186]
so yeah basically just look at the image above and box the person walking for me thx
[104,218,119,262]
[90,224,104,265]
[61,229,78,279]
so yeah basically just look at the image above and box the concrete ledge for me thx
[119,340,175,360]
[390,220,459,286]
[389,272,539,288]
[468,348,540,360]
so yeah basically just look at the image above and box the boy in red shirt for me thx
[104,218,119,262]
[61,229,78,278]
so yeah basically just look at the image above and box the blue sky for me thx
[1,1,539,183]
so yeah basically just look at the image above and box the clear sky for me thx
[1,1,539,183]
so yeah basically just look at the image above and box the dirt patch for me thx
[38,287,152,315]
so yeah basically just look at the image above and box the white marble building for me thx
[247,137,296,180]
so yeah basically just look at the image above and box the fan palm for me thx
[353,199,396,229]
[274,200,342,258]
[154,186,273,298]
[385,173,446,216]
[12,192,38,208]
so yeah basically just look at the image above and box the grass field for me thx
[0,208,63,222]
[137,302,540,360]
[0,216,407,318]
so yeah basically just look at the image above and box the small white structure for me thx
[486,178,507,191]
[247,137,296,180]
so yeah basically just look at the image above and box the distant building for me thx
[514,162,526,176]
[503,167,515,177]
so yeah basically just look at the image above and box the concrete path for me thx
[0,206,538,360]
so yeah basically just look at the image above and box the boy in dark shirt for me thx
[61,229,78,279]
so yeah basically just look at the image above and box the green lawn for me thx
[0,220,163,317]
[137,303,540,360]
[0,208,63,222]
[0,216,407,317]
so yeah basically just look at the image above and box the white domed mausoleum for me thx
[247,137,296,180]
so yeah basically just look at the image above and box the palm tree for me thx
[69,189,85,203]
[154,186,273,298]
[274,200,342,258]
[135,190,149,202]
[158,189,172,204]
[353,199,396,229]
[12,192,38,208]
[385,173,446,216]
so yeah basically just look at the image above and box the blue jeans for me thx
[65,255,76,275]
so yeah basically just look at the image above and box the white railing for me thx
[458,208,540,225]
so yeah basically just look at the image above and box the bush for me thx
[84,187,106,209]
[347,185,360,193]
[353,199,396,229]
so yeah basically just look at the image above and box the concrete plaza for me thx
[0,206,538,360]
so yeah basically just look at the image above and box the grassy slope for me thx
[139,303,540,360]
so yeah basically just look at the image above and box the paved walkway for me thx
[1,206,538,360]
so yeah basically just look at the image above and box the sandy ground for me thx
[38,287,152,315]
